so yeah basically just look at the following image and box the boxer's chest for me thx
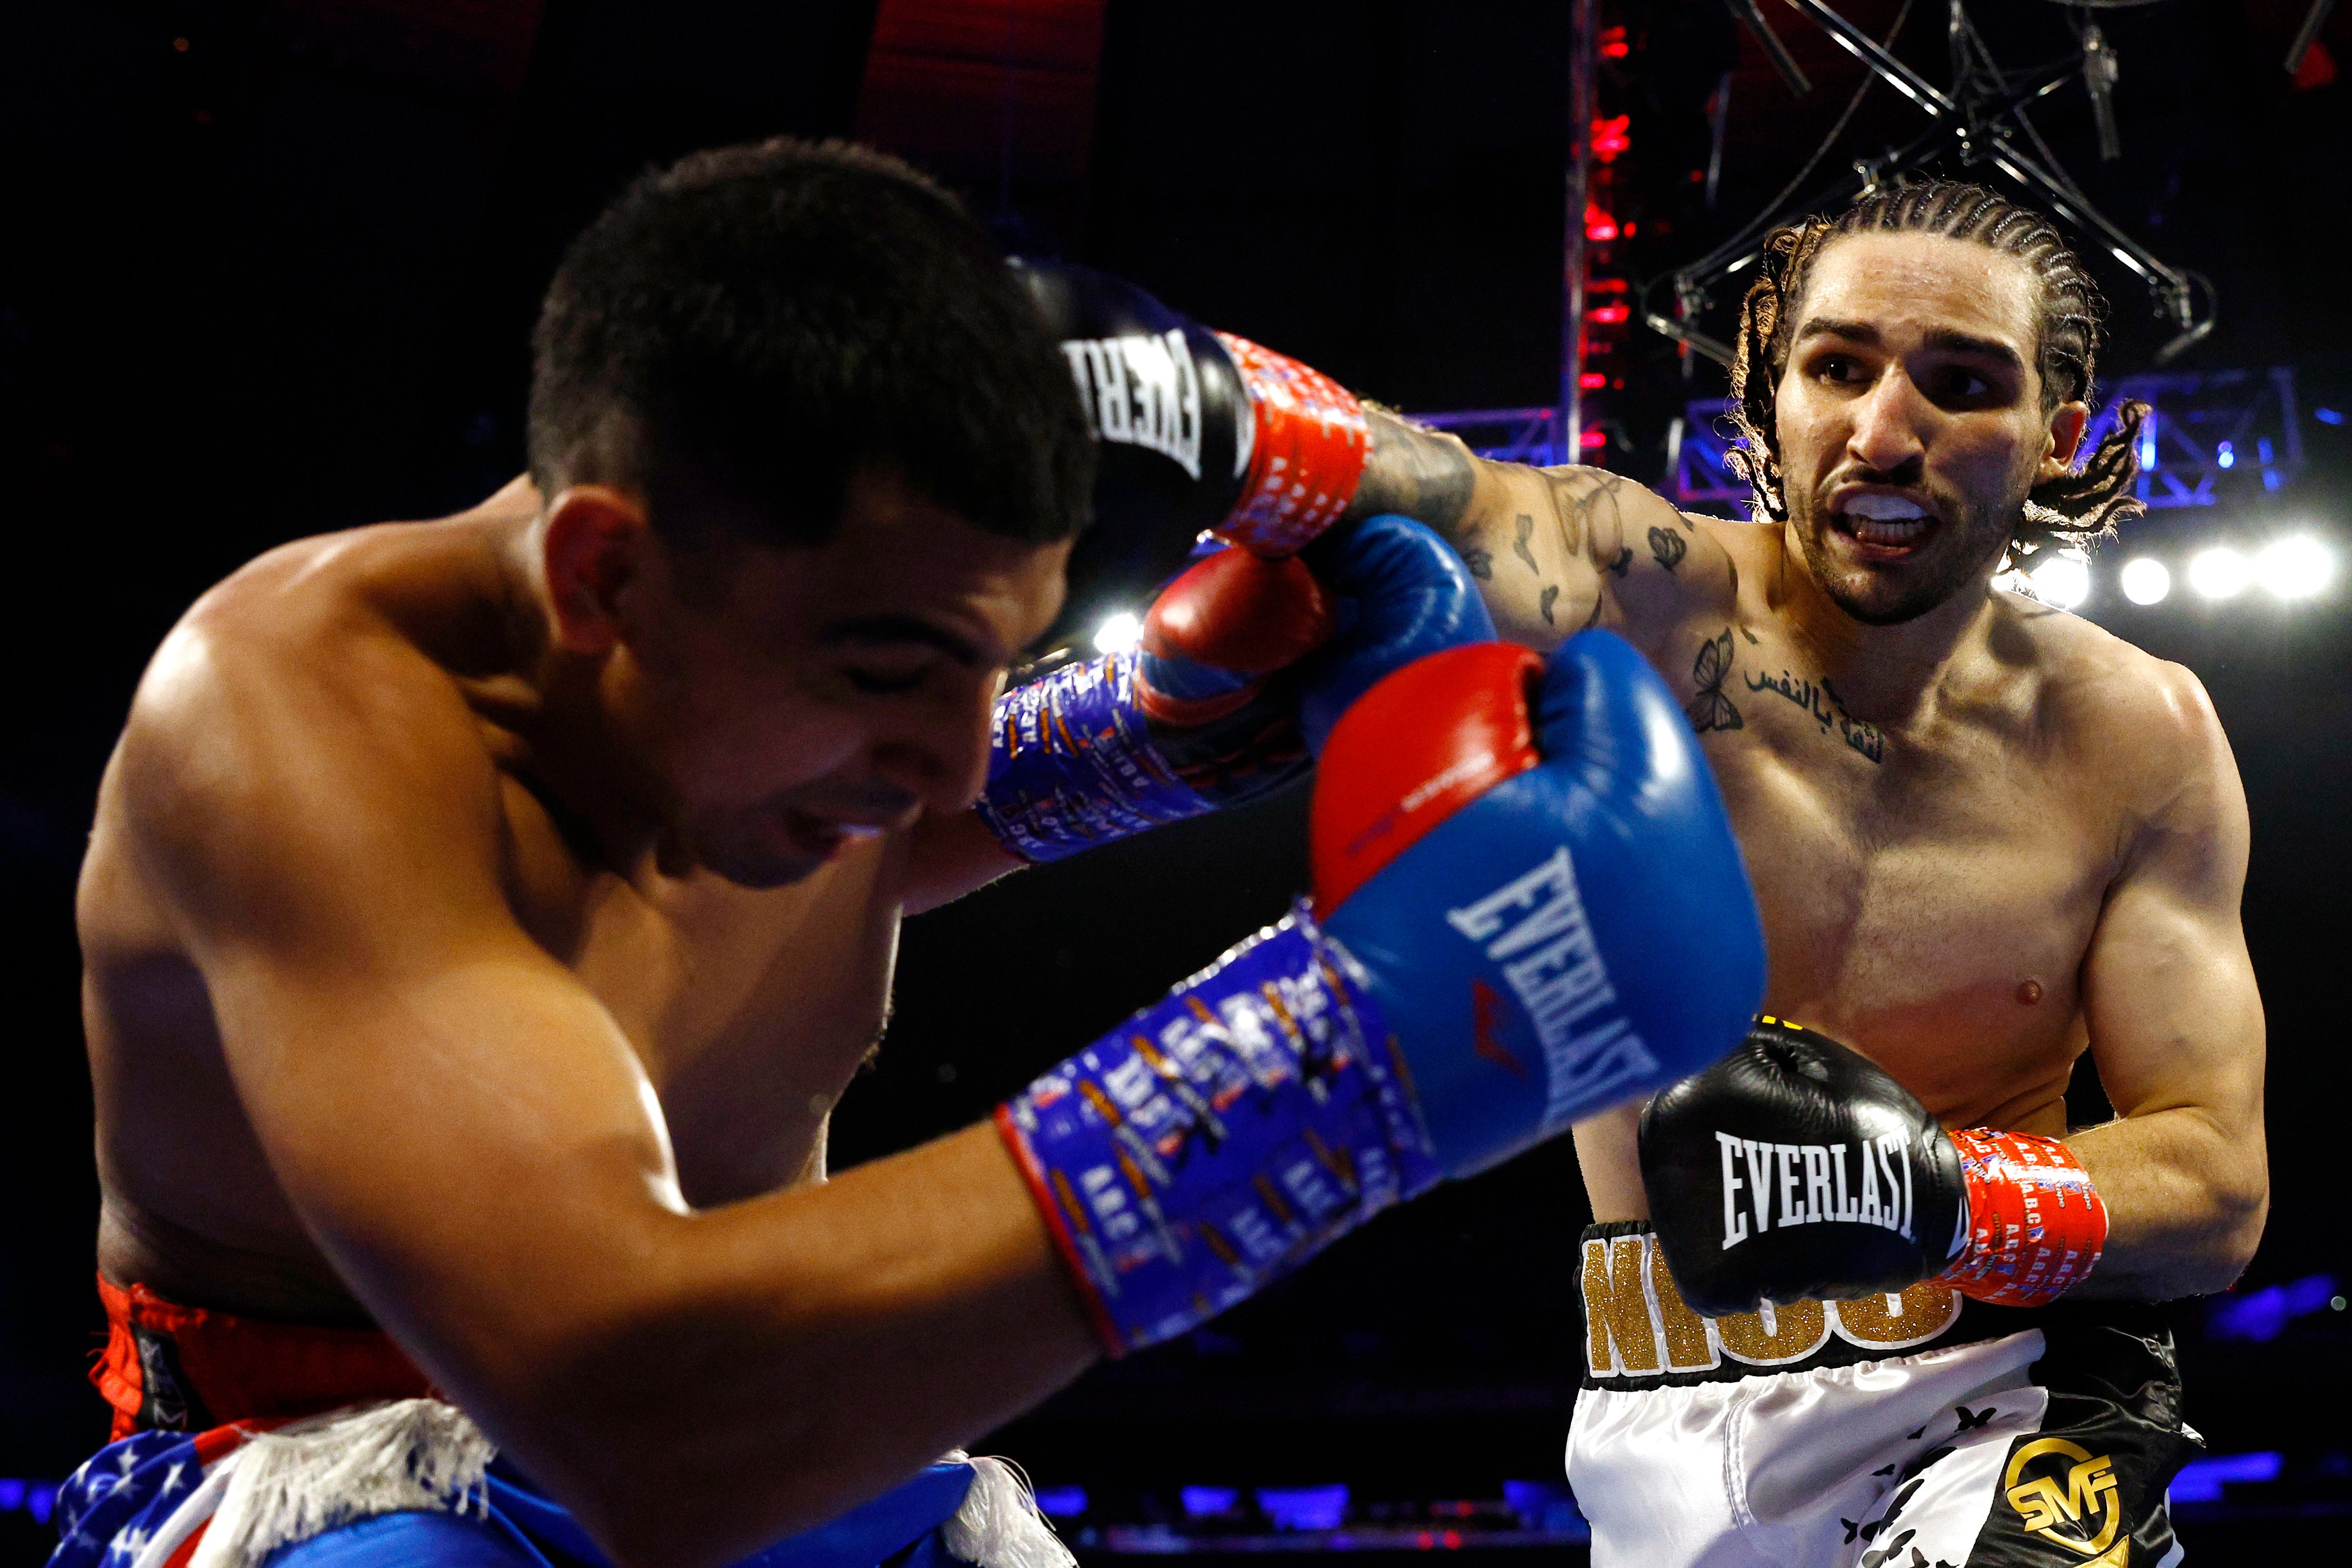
[1654,616,2112,1126]
[506,792,906,1205]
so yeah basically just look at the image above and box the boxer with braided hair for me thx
[1039,179,2260,1564]
[1723,178,2150,564]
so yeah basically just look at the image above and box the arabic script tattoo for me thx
[1744,667,1887,764]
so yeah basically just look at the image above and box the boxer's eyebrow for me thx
[820,614,984,666]
[1796,317,2024,370]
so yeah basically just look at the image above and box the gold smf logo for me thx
[2003,1437,2122,1560]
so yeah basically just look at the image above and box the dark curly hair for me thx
[1722,180,2147,564]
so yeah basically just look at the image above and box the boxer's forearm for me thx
[1348,416,1680,654]
[2064,1107,2268,1300]
[1350,408,1483,533]
[903,810,1026,913]
[485,1122,1094,1568]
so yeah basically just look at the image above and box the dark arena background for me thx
[4,1,2349,1562]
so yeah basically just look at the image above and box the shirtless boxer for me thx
[1043,180,2263,1566]
[59,138,1765,1568]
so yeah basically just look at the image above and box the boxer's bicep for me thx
[2072,675,2267,1290]
[2078,674,2262,1128]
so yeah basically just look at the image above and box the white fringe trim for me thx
[183,1399,495,1568]
[938,1452,1078,1568]
[119,1402,1067,1568]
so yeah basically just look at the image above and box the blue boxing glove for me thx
[972,516,1490,862]
[1310,634,1767,1175]
[996,632,1765,1352]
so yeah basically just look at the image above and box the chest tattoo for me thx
[1685,629,1743,733]
[1745,666,1887,764]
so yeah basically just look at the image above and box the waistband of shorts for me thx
[1575,1220,2159,1391]
[93,1275,435,1440]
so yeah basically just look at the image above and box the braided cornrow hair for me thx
[1722,179,2149,564]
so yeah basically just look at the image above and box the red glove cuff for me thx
[1213,332,1369,555]
[1936,1127,2107,1308]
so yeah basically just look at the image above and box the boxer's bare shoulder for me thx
[80,482,905,1323]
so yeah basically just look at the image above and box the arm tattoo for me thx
[1648,526,1687,573]
[1353,409,1478,533]
[1512,513,1540,574]
[1461,545,1493,580]
[1684,630,1743,733]
[1606,546,1633,577]
[1543,469,1630,564]
[1538,584,1560,624]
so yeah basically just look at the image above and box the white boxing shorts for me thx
[1565,1222,2201,1568]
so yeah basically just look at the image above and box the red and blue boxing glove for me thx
[996,632,1767,1353]
[972,514,1490,862]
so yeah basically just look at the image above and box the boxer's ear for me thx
[543,486,649,654]
[2038,399,2090,481]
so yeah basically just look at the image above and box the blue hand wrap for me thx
[973,652,1210,862]
[997,907,1438,1354]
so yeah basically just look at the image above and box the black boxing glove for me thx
[1012,258,1369,653]
[1641,1018,2111,1317]
[1638,1017,1967,1317]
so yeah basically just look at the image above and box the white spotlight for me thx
[2029,555,2091,610]
[1092,611,1144,654]
[2255,535,2334,600]
[2188,547,2251,600]
[2119,557,2171,606]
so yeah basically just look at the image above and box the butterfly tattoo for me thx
[1648,526,1687,573]
[1685,629,1743,733]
